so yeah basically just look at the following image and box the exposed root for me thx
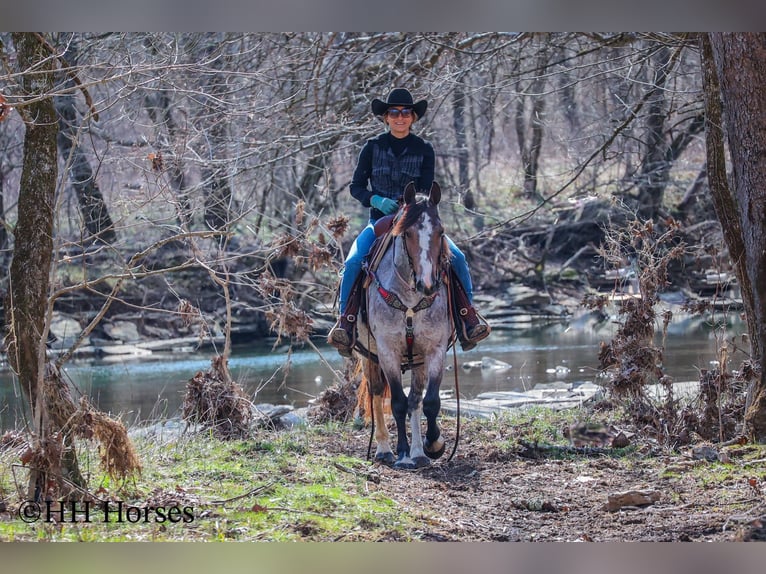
[72,397,141,481]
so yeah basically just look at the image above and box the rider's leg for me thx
[446,237,490,350]
[328,222,377,356]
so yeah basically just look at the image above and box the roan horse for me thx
[355,181,453,470]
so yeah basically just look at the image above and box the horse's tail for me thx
[356,359,391,424]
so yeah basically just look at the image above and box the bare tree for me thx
[705,33,766,440]
[6,33,84,496]
[514,35,550,203]
[6,32,59,432]
[54,34,116,244]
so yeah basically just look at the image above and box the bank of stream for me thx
[0,306,744,431]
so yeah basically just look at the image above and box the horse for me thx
[355,181,453,470]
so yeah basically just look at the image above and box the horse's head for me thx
[393,181,447,296]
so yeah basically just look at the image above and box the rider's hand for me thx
[370,195,399,215]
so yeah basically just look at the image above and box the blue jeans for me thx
[339,220,474,311]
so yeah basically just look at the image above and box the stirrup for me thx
[458,306,490,351]
[328,318,355,358]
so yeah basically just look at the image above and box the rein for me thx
[445,273,461,463]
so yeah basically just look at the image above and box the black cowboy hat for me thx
[371,88,428,120]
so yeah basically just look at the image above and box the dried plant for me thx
[584,215,687,442]
[182,355,252,439]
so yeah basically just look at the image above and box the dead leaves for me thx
[0,93,10,121]
[147,151,163,172]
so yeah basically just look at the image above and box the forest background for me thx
[1,33,766,501]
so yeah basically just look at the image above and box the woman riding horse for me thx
[328,88,490,357]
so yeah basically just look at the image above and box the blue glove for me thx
[370,195,399,215]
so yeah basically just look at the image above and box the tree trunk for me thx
[452,80,473,209]
[514,40,549,203]
[0,170,8,269]
[55,36,117,245]
[635,46,671,220]
[9,33,89,498]
[515,88,546,202]
[674,163,707,218]
[707,33,766,440]
[7,33,59,419]
[199,40,234,235]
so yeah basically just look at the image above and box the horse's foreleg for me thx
[423,373,446,460]
[407,404,432,468]
[388,380,413,469]
[405,370,431,468]
[372,394,394,465]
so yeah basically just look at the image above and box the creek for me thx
[0,310,745,430]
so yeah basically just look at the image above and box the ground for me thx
[2,405,766,542]
[314,412,766,542]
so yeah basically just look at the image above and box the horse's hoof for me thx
[393,456,416,470]
[424,438,446,460]
[374,452,395,465]
[411,456,432,468]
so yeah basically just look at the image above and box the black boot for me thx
[328,273,365,358]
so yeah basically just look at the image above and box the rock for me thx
[691,444,720,462]
[253,403,294,426]
[481,357,512,371]
[506,285,552,307]
[611,431,632,448]
[49,312,88,349]
[278,408,308,428]
[605,489,661,512]
[461,360,483,372]
[103,320,141,343]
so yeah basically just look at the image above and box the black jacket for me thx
[350,132,435,220]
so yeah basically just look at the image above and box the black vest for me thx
[369,135,426,201]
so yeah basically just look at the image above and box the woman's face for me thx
[385,106,414,138]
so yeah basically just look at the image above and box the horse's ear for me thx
[428,182,441,206]
[404,181,417,205]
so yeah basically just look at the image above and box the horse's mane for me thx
[391,196,437,237]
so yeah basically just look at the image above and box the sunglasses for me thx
[386,108,413,119]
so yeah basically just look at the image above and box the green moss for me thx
[0,423,418,541]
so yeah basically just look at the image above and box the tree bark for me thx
[514,70,547,202]
[513,36,550,203]
[707,33,766,439]
[452,79,474,209]
[0,170,8,269]
[7,33,59,417]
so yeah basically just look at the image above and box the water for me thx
[0,311,745,430]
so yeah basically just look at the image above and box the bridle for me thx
[395,227,446,295]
